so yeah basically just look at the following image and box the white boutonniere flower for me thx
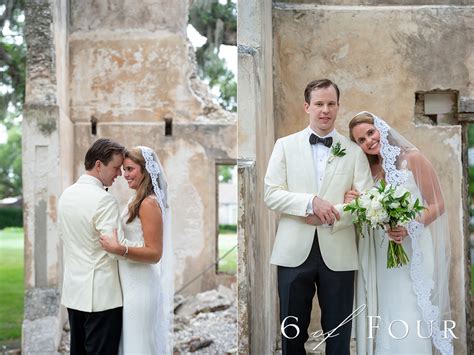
[327,142,346,164]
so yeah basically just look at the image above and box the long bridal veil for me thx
[140,146,174,354]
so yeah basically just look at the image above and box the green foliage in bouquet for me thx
[343,180,425,268]
[378,180,424,229]
[342,196,367,235]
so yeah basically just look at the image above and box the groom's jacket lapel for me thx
[318,132,342,197]
[297,130,318,193]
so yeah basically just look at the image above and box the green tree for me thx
[0,126,21,197]
[468,125,474,196]
[218,165,234,183]
[189,0,237,112]
[468,125,474,146]
[0,0,25,199]
[1,0,25,125]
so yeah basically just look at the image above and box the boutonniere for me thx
[327,142,346,164]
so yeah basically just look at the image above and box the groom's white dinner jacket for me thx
[265,128,373,271]
[58,174,141,312]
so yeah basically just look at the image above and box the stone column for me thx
[237,160,254,354]
[22,0,72,352]
[237,0,278,353]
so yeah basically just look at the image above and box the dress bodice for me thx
[120,195,162,243]
[400,169,423,204]
[121,207,144,243]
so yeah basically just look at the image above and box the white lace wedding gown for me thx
[374,170,434,354]
[358,171,435,355]
[118,202,161,354]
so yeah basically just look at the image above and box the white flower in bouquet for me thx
[370,196,383,212]
[359,193,372,210]
[389,201,400,209]
[407,196,418,210]
[366,207,388,226]
[394,186,410,199]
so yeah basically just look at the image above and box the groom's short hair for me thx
[304,79,340,104]
[84,138,125,170]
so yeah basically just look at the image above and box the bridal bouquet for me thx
[343,181,425,268]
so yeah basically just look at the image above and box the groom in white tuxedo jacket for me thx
[265,79,373,355]
[58,139,143,355]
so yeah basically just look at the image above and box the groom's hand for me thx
[312,196,340,225]
[305,214,323,226]
[99,228,125,255]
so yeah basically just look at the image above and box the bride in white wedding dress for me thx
[100,146,173,354]
[346,112,453,355]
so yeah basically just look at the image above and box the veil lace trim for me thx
[141,147,166,212]
[407,220,453,355]
[373,117,408,186]
[369,114,453,355]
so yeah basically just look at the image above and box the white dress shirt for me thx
[306,127,336,214]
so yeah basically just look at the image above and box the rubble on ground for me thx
[173,285,237,354]
[59,285,237,354]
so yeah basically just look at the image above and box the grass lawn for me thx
[0,227,24,345]
[218,233,237,274]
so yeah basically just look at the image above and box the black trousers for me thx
[278,232,355,355]
[67,307,122,355]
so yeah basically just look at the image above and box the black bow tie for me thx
[309,134,333,148]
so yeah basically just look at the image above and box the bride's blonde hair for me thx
[125,147,153,223]
[349,112,380,166]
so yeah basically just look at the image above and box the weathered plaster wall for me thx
[273,4,474,137]
[273,3,470,353]
[70,0,187,34]
[238,0,279,353]
[68,0,236,295]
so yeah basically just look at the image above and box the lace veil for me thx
[356,112,453,355]
[139,146,174,354]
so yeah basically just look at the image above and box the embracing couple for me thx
[265,79,453,355]
[58,139,173,354]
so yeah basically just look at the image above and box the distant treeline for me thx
[0,208,23,230]
[219,224,237,234]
